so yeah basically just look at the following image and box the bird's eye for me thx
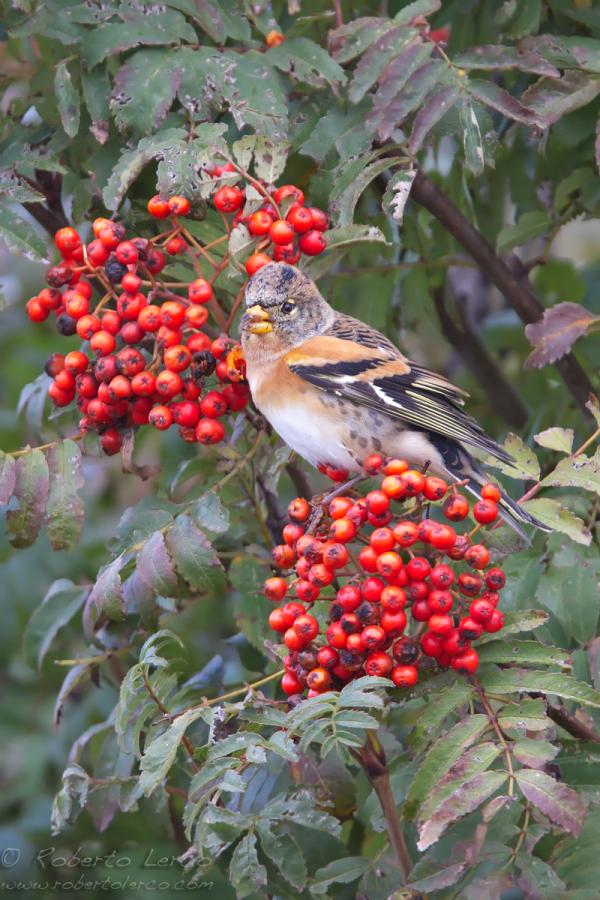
[280,301,296,314]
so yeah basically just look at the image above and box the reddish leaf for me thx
[525,302,599,367]
[90,556,126,621]
[516,769,586,836]
[136,531,178,597]
[368,59,444,141]
[523,71,600,127]
[454,44,560,77]
[6,449,49,548]
[468,79,538,125]
[0,451,16,504]
[409,84,460,153]
[417,770,507,850]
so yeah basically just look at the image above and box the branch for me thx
[411,170,595,419]
[23,170,69,234]
[432,284,528,429]
[547,703,600,745]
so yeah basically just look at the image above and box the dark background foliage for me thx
[1,0,600,897]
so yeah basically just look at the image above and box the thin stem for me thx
[142,670,198,771]
[332,0,343,27]
[166,669,285,723]
[471,676,515,795]
[9,433,84,457]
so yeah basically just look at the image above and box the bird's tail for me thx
[438,445,551,543]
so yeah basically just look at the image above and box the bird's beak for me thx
[243,304,273,334]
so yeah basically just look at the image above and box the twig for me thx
[546,703,600,744]
[471,675,515,796]
[431,284,528,429]
[165,669,285,723]
[332,0,343,28]
[410,170,595,419]
[9,433,84,457]
[142,670,198,771]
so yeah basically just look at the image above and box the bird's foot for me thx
[306,473,366,534]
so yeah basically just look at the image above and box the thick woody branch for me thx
[23,171,69,235]
[547,703,600,745]
[411,170,595,418]
[432,284,528,429]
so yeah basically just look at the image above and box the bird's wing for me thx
[285,324,513,464]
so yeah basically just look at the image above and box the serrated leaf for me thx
[256,822,306,891]
[454,45,559,77]
[54,61,80,138]
[53,662,91,727]
[332,156,405,226]
[81,9,196,69]
[0,451,16,503]
[522,498,591,546]
[44,439,84,551]
[139,707,205,796]
[404,715,489,820]
[252,137,290,184]
[467,78,537,125]
[136,531,178,597]
[513,738,558,769]
[480,666,600,708]
[497,210,552,254]
[409,84,460,154]
[498,698,550,734]
[6,448,49,548]
[460,101,485,176]
[477,640,571,667]
[190,491,230,534]
[328,17,390,64]
[407,860,466,893]
[525,301,598,366]
[0,170,45,204]
[408,682,473,752]
[487,432,540,480]
[229,833,267,899]
[220,51,288,141]
[537,451,600,495]
[0,202,49,262]
[349,28,424,105]
[23,579,88,668]
[103,128,187,210]
[81,67,110,144]
[268,37,345,88]
[89,556,126,621]
[382,167,417,224]
[311,856,370,895]
[417,770,507,851]
[393,0,441,24]
[110,49,181,136]
[516,769,586,836]
[523,71,600,127]
[418,742,504,826]
[165,514,221,589]
[534,427,575,454]
[368,59,445,142]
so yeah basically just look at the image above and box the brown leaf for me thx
[516,769,586,836]
[524,302,599,368]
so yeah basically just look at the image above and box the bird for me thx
[240,261,547,539]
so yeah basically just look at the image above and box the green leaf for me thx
[516,769,586,836]
[0,202,49,262]
[44,439,84,551]
[110,50,182,136]
[522,498,591,546]
[0,451,16,503]
[538,451,600,495]
[497,210,552,254]
[534,427,575,454]
[408,682,473,752]
[393,0,441,24]
[382,167,418,224]
[478,608,549,644]
[139,708,206,796]
[81,66,110,144]
[23,579,88,668]
[252,137,290,184]
[165,514,221,589]
[498,698,551,733]
[535,545,600,644]
[218,51,288,141]
[256,822,307,891]
[268,37,345,88]
[453,44,559,77]
[190,491,230,534]
[523,71,600,127]
[407,860,466,893]
[81,9,197,69]
[350,28,426,104]
[54,61,80,138]
[409,84,460,154]
[468,78,537,125]
[311,856,370,895]
[505,0,541,37]
[487,432,541,480]
[460,101,485,176]
[417,770,507,851]
[136,531,178,597]
[417,742,504,826]
[328,17,390,64]
[103,128,187,210]
[155,127,228,199]
[404,715,489,820]
[332,155,404,226]
[229,833,267,899]
[480,666,600,708]
[513,738,558,769]
[6,449,49,548]
[477,640,571,667]
[90,556,126,621]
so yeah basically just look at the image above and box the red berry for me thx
[165,235,187,255]
[429,523,457,551]
[336,585,362,613]
[430,564,455,589]
[380,609,407,637]
[90,331,116,356]
[263,577,288,602]
[168,195,190,217]
[308,207,328,231]
[298,230,327,256]
[391,665,418,687]
[149,405,173,430]
[465,544,491,569]
[458,572,483,597]
[100,427,122,456]
[380,585,407,612]
[443,494,470,521]
[200,390,228,418]
[146,249,166,274]
[248,210,274,236]
[428,589,453,613]
[55,227,81,254]
[481,483,501,502]
[286,206,313,234]
[473,499,499,524]
[361,625,386,651]
[115,240,138,265]
[196,418,225,444]
[269,219,295,245]
[485,609,505,633]
[214,185,244,213]
[306,667,332,693]
[423,476,448,501]
[281,671,303,695]
[164,344,192,373]
[406,557,431,582]
[147,195,170,218]
[393,520,419,547]
[486,567,506,590]
[420,631,445,657]
[428,614,454,637]
[188,278,214,305]
[245,252,272,276]
[365,651,393,677]
[451,648,479,673]
[274,185,304,207]
[317,646,339,669]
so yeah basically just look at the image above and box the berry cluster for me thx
[24,172,327,456]
[264,457,507,699]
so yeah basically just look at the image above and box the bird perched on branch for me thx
[240,262,547,538]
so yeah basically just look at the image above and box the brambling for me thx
[241,262,547,537]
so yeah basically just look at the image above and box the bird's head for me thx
[241,263,334,353]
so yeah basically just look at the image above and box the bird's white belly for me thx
[262,400,359,471]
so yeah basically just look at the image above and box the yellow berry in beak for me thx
[244,304,273,334]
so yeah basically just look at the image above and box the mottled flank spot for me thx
[349,430,358,440]
[358,437,368,449]
[372,437,382,451]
